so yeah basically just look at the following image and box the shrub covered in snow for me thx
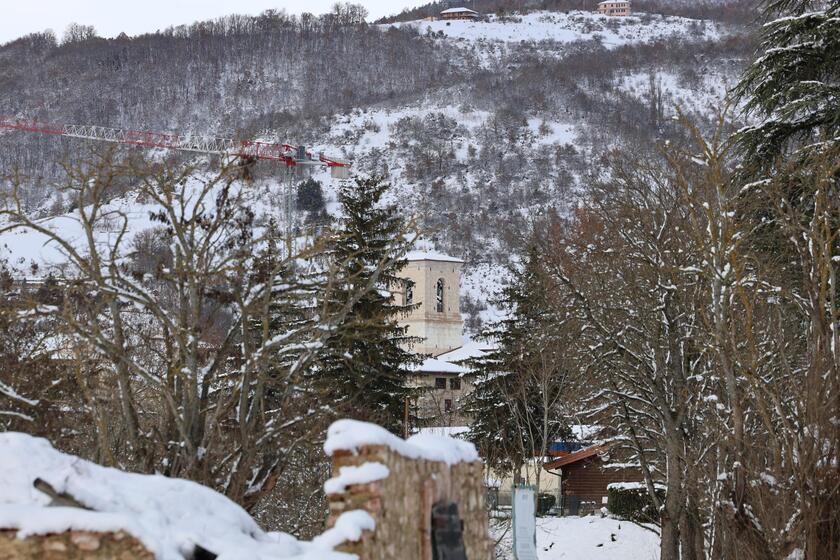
[607,482,665,523]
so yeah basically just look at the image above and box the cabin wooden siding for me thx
[559,456,642,513]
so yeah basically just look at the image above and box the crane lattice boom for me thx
[0,116,350,176]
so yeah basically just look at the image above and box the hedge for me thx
[607,484,665,522]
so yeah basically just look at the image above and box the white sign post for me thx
[512,485,538,560]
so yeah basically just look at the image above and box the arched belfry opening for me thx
[436,278,445,313]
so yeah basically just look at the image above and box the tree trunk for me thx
[680,498,705,560]
[661,512,680,560]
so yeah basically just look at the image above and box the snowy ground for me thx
[492,515,660,560]
[616,70,736,117]
[387,11,722,50]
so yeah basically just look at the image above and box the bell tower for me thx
[399,251,464,357]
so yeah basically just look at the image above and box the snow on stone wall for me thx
[1,421,490,560]
[325,420,493,560]
[0,431,367,560]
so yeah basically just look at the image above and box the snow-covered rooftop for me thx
[0,432,367,560]
[440,7,479,15]
[405,250,463,263]
[411,356,470,375]
[436,338,494,363]
[324,419,479,465]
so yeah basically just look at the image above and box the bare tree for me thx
[0,151,418,512]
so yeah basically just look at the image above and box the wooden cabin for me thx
[544,444,642,515]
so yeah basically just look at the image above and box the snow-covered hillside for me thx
[616,70,735,118]
[0,7,753,332]
[388,11,723,50]
[0,176,287,269]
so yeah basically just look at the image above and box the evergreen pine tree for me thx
[318,176,421,434]
[296,177,328,224]
[463,244,571,477]
[734,0,840,290]
[734,0,840,169]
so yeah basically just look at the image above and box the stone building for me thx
[597,0,632,16]
[398,250,491,428]
[399,250,464,357]
[408,357,473,427]
[439,7,480,21]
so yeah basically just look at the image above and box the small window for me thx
[444,399,453,412]
[435,378,446,389]
[436,278,445,313]
[405,285,413,306]
[449,378,461,390]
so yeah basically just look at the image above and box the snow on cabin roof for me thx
[325,419,479,465]
[405,250,463,263]
[598,1,630,5]
[0,432,365,560]
[440,7,479,15]
[607,481,665,491]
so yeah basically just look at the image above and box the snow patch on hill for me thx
[616,70,735,117]
[388,11,722,50]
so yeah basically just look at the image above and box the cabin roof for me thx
[544,444,610,470]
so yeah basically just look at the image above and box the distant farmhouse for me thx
[597,0,632,16]
[440,7,480,21]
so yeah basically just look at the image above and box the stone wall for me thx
[327,444,495,560]
[0,530,153,560]
[407,372,475,427]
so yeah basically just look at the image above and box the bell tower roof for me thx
[405,250,463,264]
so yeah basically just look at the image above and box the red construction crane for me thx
[0,116,351,179]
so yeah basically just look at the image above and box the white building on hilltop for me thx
[597,0,632,17]
[440,7,480,21]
